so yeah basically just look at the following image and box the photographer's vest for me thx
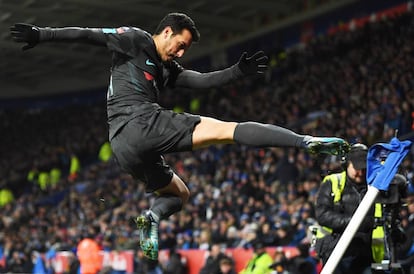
[315,171,385,263]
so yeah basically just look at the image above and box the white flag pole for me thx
[320,185,380,274]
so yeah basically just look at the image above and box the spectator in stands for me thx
[98,141,113,163]
[161,248,187,274]
[0,184,14,208]
[199,243,230,274]
[286,243,317,274]
[134,248,162,274]
[269,248,289,274]
[257,222,278,247]
[6,250,32,273]
[77,232,102,274]
[239,240,273,274]
[219,257,237,274]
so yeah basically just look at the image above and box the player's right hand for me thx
[10,23,40,51]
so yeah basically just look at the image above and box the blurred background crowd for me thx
[1,7,414,274]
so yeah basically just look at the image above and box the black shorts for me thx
[110,107,201,192]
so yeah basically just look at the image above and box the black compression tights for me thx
[233,122,309,148]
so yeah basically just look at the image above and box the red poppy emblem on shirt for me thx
[144,71,154,81]
[116,27,125,34]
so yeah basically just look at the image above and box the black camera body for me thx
[372,174,408,273]
[375,174,407,205]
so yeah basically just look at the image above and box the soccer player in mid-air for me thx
[11,12,350,260]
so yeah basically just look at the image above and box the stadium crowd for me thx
[1,9,414,274]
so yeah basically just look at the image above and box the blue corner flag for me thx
[366,137,412,191]
[33,255,46,274]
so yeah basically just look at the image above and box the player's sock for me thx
[233,122,305,148]
[150,195,183,220]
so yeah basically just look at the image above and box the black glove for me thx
[10,23,41,51]
[237,51,268,75]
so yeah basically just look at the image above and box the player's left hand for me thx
[237,51,268,75]
[10,23,40,51]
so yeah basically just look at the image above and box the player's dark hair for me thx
[155,12,200,42]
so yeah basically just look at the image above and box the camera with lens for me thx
[375,174,407,205]
[372,174,408,273]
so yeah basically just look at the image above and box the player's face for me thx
[160,27,192,62]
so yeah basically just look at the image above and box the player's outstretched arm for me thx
[10,23,106,51]
[175,51,268,89]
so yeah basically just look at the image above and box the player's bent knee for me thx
[180,187,191,204]
[170,174,190,203]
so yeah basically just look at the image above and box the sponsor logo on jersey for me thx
[102,28,117,34]
[145,59,156,67]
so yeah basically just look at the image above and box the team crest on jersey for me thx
[143,71,160,95]
[143,71,154,81]
[116,27,129,34]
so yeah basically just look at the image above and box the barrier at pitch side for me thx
[52,247,298,274]
[160,246,300,274]
[53,250,134,274]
